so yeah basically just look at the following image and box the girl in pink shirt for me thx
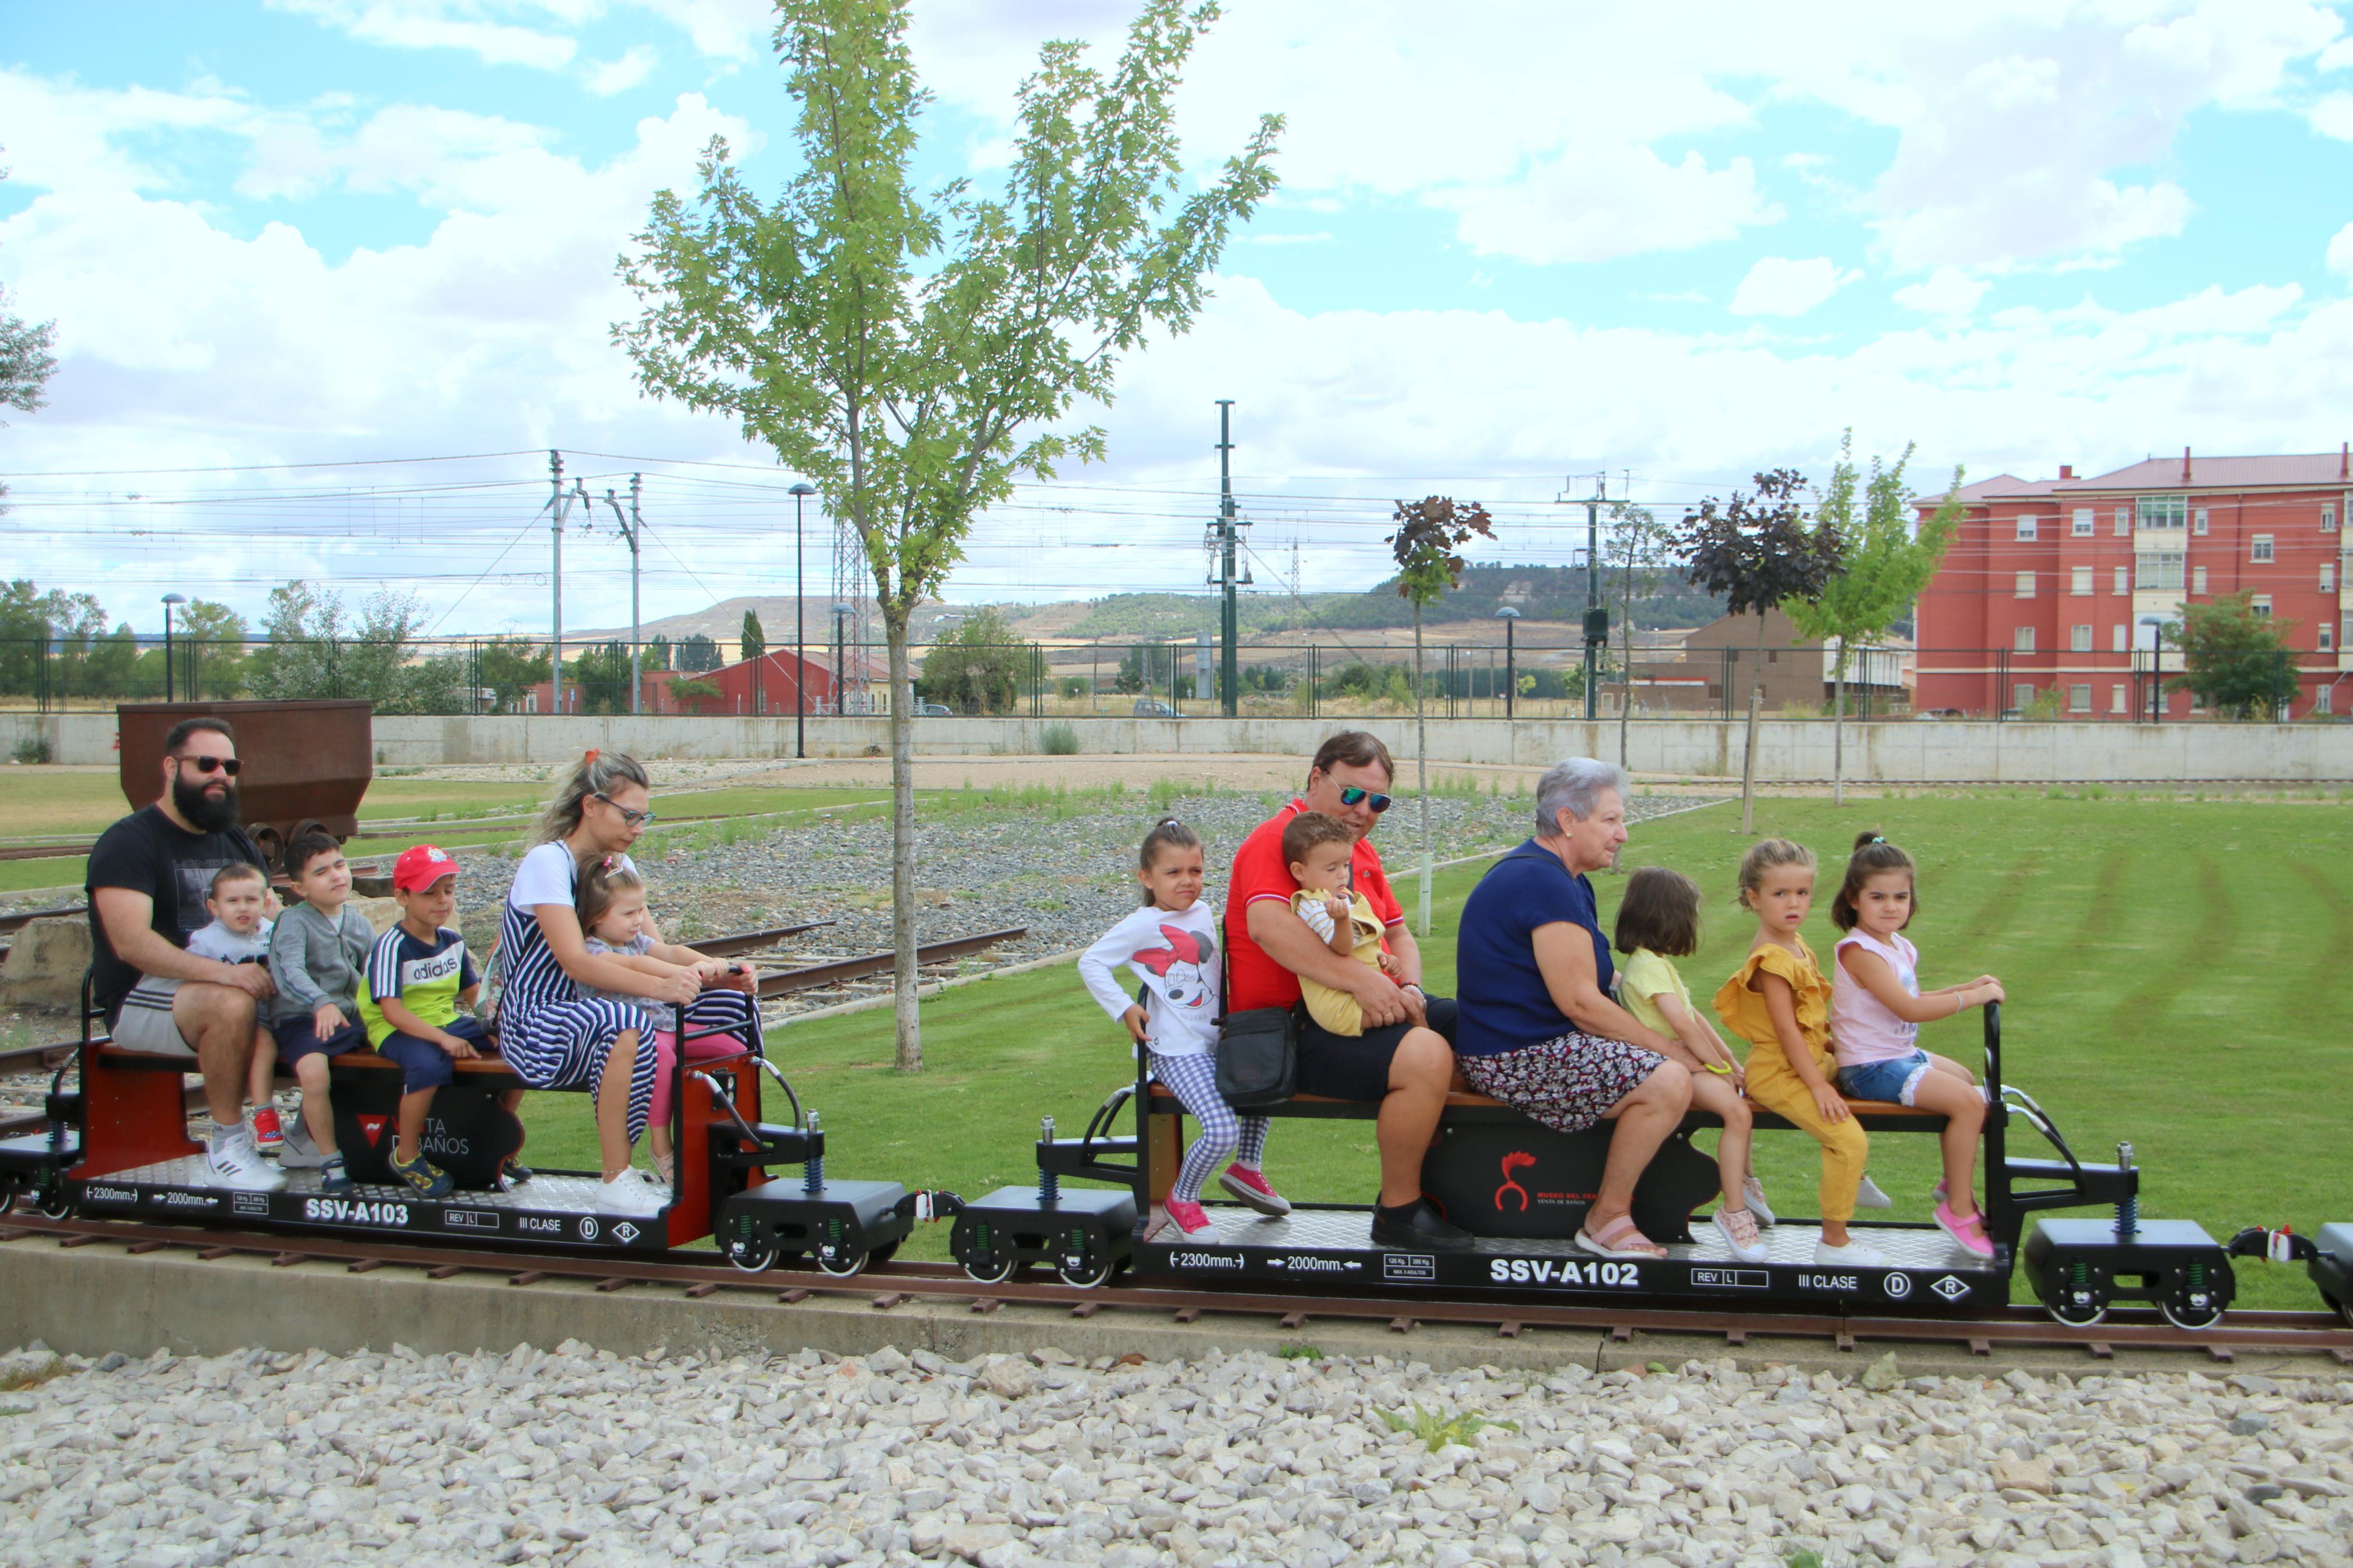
[1829,833,2006,1260]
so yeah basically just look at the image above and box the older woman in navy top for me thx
[1454,758,1692,1261]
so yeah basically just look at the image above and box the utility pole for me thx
[550,450,565,714]
[1557,470,1610,720]
[1207,400,1248,717]
[599,476,644,714]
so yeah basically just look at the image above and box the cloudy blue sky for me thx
[5,1,2353,635]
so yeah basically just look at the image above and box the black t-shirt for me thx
[84,804,267,1019]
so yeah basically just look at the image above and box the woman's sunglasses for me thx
[176,753,242,777]
[594,792,656,828]
[1336,785,1392,813]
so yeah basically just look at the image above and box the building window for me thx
[2069,684,2092,713]
[2012,683,2036,712]
[2015,626,2036,653]
[2071,624,2092,652]
[2252,534,2274,564]
[2193,508,2209,535]
[2072,509,2094,537]
[2324,504,2338,532]
[2071,566,2092,596]
[2113,507,2131,536]
[2138,495,2187,530]
[2192,565,2208,595]
[2323,561,2336,593]
[2113,566,2128,595]
[2016,516,2039,541]
[2111,625,2128,652]
[2252,595,2273,618]
[2320,685,2334,714]
[2323,623,2336,652]
[2136,552,2185,591]
[2110,684,2128,714]
[2015,570,2036,598]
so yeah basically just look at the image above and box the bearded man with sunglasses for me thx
[1226,730,1470,1251]
[86,716,283,1189]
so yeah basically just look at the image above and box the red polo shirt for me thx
[1224,798,1404,1012]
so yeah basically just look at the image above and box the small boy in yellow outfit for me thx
[1284,812,1393,1036]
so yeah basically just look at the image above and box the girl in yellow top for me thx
[1612,866,1769,1261]
[1712,838,1881,1267]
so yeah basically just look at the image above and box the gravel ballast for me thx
[1,1341,2347,1567]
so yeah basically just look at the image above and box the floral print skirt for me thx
[1457,1030,1667,1135]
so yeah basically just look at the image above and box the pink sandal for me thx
[1936,1199,1993,1259]
[1577,1214,1667,1260]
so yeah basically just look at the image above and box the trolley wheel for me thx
[36,1184,72,1220]
[726,1232,779,1274]
[2160,1298,2224,1331]
[961,1255,1016,1286]
[2045,1300,2106,1328]
[1057,1257,1117,1290]
[2325,1292,2352,1330]
[816,1246,870,1279]
[867,1240,899,1268]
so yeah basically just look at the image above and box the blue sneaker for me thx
[389,1149,453,1200]
[319,1154,354,1196]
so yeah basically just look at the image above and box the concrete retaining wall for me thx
[6,709,2348,782]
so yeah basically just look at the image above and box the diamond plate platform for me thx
[108,1154,620,1213]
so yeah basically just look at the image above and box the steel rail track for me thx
[3,1213,2347,1366]
[754,929,1027,998]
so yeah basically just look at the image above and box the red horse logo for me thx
[1495,1151,1536,1211]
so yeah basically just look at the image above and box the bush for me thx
[1039,721,1080,756]
[10,733,52,765]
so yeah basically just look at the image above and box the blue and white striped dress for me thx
[496,841,755,1144]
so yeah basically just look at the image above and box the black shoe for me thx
[1369,1199,1475,1252]
[319,1154,354,1196]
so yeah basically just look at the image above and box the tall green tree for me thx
[739,610,767,664]
[178,600,249,700]
[1784,433,1964,805]
[616,0,1280,1070]
[674,632,722,673]
[475,636,551,712]
[918,605,1026,713]
[1676,470,1842,834]
[2166,593,2302,719]
[1606,500,1675,769]
[1388,495,1494,935]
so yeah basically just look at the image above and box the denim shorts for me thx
[1838,1048,1933,1105]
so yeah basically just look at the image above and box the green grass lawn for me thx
[513,792,2351,1309]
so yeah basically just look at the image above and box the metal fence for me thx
[1,635,2340,723]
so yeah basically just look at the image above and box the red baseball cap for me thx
[392,844,460,893]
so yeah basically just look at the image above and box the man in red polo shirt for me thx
[1226,731,1469,1251]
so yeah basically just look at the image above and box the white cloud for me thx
[265,1,580,71]
[584,45,660,96]
[2312,91,2353,138]
[1438,145,1780,266]
[2330,221,2353,279]
[1729,257,1856,317]
[1242,232,1333,247]
[2323,37,2353,71]
[1893,268,1988,316]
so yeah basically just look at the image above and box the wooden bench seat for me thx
[1144,1082,1949,1132]
[98,1044,526,1085]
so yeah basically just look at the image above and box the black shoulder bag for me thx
[1213,911,1298,1109]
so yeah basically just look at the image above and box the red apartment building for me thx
[1914,449,2351,720]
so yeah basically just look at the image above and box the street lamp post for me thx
[789,482,817,758]
[1495,605,1520,720]
[2140,615,2167,723]
[832,603,851,718]
[161,593,186,703]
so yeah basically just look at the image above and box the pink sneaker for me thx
[1936,1199,1993,1259]
[1163,1198,1216,1239]
[1219,1165,1292,1216]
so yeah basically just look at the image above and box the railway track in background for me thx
[3,1212,2348,1366]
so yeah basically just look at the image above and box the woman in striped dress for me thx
[497,751,760,1218]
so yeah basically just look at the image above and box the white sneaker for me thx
[594,1175,666,1217]
[1742,1176,1777,1227]
[1855,1173,1893,1209]
[276,1106,328,1170]
[207,1124,286,1191]
[1712,1206,1770,1263]
[1815,1237,1887,1267]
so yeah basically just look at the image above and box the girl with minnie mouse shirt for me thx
[1078,818,1290,1239]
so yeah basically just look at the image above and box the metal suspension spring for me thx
[2114,1141,2136,1239]
[1038,1115,1059,1203]
[804,1110,824,1195]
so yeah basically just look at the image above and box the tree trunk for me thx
[887,621,922,1072]
[1740,611,1765,835]
[1832,651,1848,809]
[1415,605,1432,937]
[1618,604,1633,769]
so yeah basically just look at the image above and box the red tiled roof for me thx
[2057,451,2352,492]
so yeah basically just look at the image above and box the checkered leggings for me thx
[1151,1050,1270,1204]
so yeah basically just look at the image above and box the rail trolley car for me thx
[0,977,932,1276]
[954,1005,2255,1327]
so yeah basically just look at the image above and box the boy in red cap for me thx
[360,845,495,1200]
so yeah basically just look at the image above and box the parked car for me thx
[915,703,952,717]
[1132,699,1178,717]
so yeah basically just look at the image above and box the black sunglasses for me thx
[177,753,242,777]
[594,792,656,828]
[1336,785,1392,813]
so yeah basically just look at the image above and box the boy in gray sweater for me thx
[266,834,374,1193]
